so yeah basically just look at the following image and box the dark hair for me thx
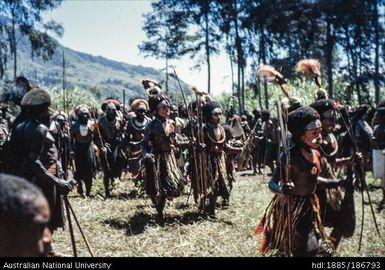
[309,99,335,118]
[0,174,45,228]
[288,106,320,143]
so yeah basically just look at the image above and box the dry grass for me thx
[53,171,385,257]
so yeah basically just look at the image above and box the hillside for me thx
[2,33,190,102]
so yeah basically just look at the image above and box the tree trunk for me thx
[353,51,361,104]
[326,17,334,99]
[259,24,268,110]
[11,15,17,79]
[257,78,263,110]
[234,0,242,114]
[229,47,235,96]
[374,0,380,105]
[165,56,169,95]
[204,4,211,94]
[237,61,241,114]
[0,42,5,79]
[241,66,246,114]
[264,81,269,110]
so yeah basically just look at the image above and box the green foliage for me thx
[0,0,64,78]
[215,74,373,119]
[143,0,385,106]
[139,0,189,60]
[50,87,98,113]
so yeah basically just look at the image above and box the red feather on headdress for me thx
[257,65,290,97]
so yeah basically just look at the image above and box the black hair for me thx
[0,174,45,228]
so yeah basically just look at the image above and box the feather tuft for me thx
[191,86,208,96]
[142,79,162,96]
[257,65,290,97]
[296,59,321,77]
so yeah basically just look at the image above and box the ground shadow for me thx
[103,212,154,236]
[162,211,206,225]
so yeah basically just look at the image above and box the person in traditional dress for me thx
[95,99,127,198]
[142,92,185,224]
[372,107,385,210]
[8,88,75,256]
[126,99,151,185]
[256,106,343,257]
[199,101,231,216]
[0,173,52,257]
[310,99,357,251]
[70,105,97,198]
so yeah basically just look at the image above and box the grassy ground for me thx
[53,171,385,257]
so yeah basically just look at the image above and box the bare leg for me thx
[155,194,166,226]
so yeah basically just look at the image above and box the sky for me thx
[42,0,233,97]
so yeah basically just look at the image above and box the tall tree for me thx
[216,0,248,112]
[182,0,222,94]
[139,0,189,93]
[0,0,64,79]
[372,0,384,105]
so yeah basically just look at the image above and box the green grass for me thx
[53,171,385,257]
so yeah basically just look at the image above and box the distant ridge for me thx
[1,32,190,102]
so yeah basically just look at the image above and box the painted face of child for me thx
[301,127,322,149]
[211,108,222,125]
[157,104,170,119]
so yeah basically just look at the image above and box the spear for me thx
[277,101,293,256]
[257,65,293,256]
[171,68,202,205]
[64,196,77,257]
[338,107,381,250]
[91,110,110,170]
[122,88,126,112]
[62,50,67,114]
[64,197,95,257]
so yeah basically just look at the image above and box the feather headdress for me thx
[257,65,290,97]
[130,98,149,111]
[296,59,322,88]
[74,104,90,116]
[191,86,211,102]
[101,98,121,112]
[142,79,162,96]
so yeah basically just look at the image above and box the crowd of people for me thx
[0,63,384,257]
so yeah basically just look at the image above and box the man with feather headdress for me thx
[7,87,75,256]
[95,99,127,198]
[126,98,151,185]
[199,101,232,216]
[142,91,185,224]
[255,65,343,256]
[310,98,358,251]
[256,106,344,256]
[70,105,97,198]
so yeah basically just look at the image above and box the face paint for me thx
[211,108,222,125]
[157,104,170,119]
[301,128,322,149]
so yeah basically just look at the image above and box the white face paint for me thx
[211,107,222,125]
[157,104,170,119]
[301,128,322,149]
[79,125,88,136]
